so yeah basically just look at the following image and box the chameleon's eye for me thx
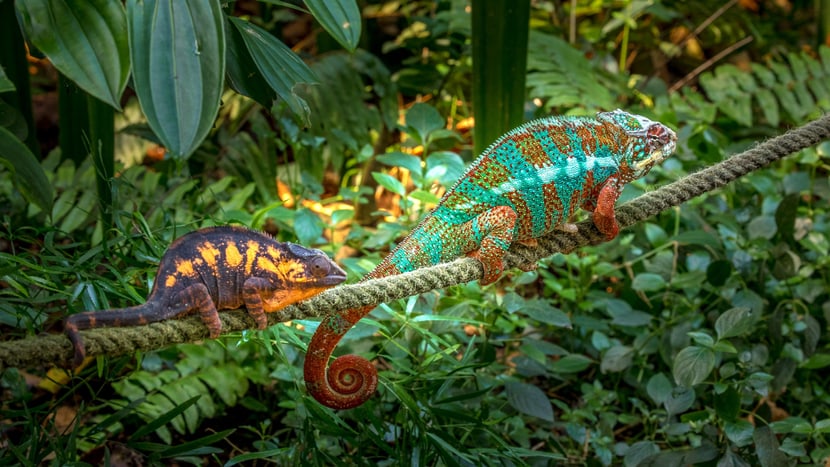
[309,255,332,278]
[646,124,674,152]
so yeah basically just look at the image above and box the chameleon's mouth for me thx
[634,149,666,171]
[263,285,339,312]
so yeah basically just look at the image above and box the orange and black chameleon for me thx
[65,226,347,366]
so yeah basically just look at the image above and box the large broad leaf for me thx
[305,0,361,52]
[673,345,716,387]
[16,0,129,109]
[225,17,276,109]
[227,17,318,125]
[505,381,554,422]
[0,126,53,211]
[0,66,14,93]
[127,0,225,159]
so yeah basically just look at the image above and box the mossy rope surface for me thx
[2,114,830,370]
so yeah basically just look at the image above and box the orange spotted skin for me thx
[65,226,346,366]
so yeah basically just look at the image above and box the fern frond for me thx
[697,46,830,127]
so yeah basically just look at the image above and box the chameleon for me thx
[303,109,677,409]
[65,226,347,366]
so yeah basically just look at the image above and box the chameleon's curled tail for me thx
[64,304,153,367]
[303,305,379,409]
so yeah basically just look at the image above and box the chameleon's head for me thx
[261,243,347,312]
[598,109,677,179]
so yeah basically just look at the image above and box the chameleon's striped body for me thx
[305,110,677,409]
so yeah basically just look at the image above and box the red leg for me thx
[467,205,518,285]
[591,177,624,240]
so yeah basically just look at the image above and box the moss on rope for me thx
[2,113,829,370]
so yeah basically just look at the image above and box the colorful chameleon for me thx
[303,109,677,409]
[65,226,346,366]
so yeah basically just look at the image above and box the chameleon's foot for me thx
[517,238,538,248]
[517,262,537,272]
[250,309,268,330]
[468,250,504,285]
[64,321,86,368]
[592,212,619,240]
[70,338,86,368]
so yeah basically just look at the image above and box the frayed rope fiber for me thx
[2,113,829,370]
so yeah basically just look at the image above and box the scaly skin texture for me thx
[304,110,677,409]
[65,226,346,366]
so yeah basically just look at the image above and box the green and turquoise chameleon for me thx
[304,109,677,409]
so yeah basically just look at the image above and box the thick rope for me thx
[2,113,829,370]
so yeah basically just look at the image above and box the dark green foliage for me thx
[698,47,830,126]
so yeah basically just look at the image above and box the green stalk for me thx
[471,0,531,155]
[58,75,90,166]
[88,95,115,233]
[619,15,630,72]
[0,1,38,155]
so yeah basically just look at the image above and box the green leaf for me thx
[705,259,731,286]
[644,223,668,246]
[224,16,276,108]
[224,449,290,466]
[673,229,722,249]
[609,307,653,327]
[646,373,673,405]
[159,428,234,458]
[16,0,129,109]
[550,354,593,374]
[305,0,361,52]
[687,331,714,348]
[775,194,799,242]
[673,345,716,387]
[504,381,553,422]
[714,386,740,421]
[718,449,752,467]
[631,273,666,292]
[127,0,225,158]
[725,419,755,446]
[520,299,571,329]
[802,353,830,369]
[0,66,14,93]
[371,172,406,197]
[663,387,696,416]
[376,152,424,179]
[425,151,466,187]
[778,437,807,457]
[227,17,318,125]
[715,307,756,340]
[754,426,790,467]
[624,441,659,467]
[600,345,634,373]
[815,419,830,433]
[128,395,201,441]
[0,126,54,211]
[747,215,777,240]
[293,208,324,245]
[405,103,444,146]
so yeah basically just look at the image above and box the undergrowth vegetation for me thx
[2,1,830,465]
